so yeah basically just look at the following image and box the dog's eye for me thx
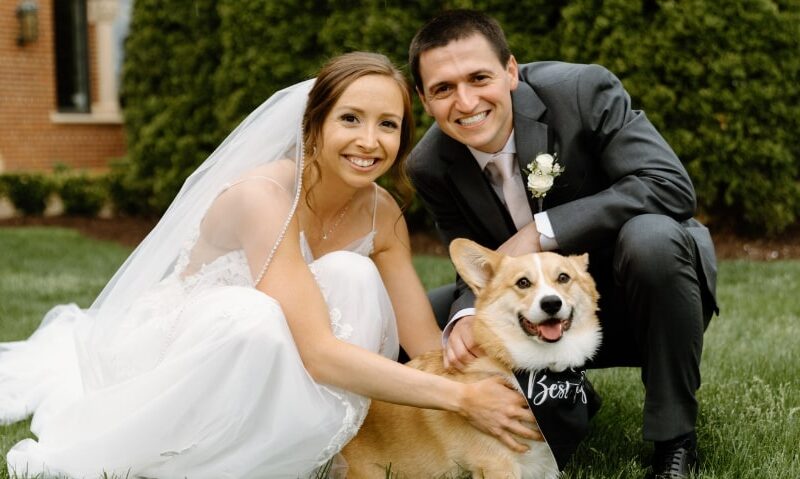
[516,277,532,289]
[557,273,571,284]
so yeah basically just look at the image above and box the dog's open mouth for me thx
[518,314,572,343]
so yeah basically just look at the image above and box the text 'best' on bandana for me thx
[514,367,602,470]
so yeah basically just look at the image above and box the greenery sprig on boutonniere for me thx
[526,152,563,210]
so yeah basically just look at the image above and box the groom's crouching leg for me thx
[427,283,458,330]
[613,214,705,442]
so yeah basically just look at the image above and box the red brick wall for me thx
[0,1,125,173]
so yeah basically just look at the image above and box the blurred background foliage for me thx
[116,0,800,234]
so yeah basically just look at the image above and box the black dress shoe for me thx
[650,434,698,478]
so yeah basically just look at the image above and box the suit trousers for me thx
[427,214,715,443]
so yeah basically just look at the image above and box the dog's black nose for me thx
[540,295,562,315]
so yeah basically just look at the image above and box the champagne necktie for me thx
[486,152,533,230]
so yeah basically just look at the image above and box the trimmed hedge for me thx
[58,174,107,217]
[0,173,54,216]
[120,0,800,233]
[120,0,222,214]
[553,0,800,235]
[0,172,111,218]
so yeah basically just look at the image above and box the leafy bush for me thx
[0,173,54,216]
[554,0,800,234]
[0,171,112,218]
[57,173,107,217]
[106,158,157,217]
[121,0,800,233]
[120,0,222,213]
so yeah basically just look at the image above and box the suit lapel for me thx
[441,137,514,244]
[512,82,550,212]
[434,81,550,241]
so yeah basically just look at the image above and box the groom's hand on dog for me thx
[444,315,484,370]
[446,226,544,371]
[461,375,542,453]
[497,222,542,257]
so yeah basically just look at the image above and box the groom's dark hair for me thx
[409,9,511,92]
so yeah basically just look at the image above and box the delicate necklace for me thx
[320,194,355,240]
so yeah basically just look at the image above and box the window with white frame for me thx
[54,0,91,113]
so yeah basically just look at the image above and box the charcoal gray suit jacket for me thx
[408,61,717,318]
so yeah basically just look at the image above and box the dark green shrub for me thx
[122,0,434,216]
[213,0,330,135]
[121,0,222,213]
[58,173,107,217]
[106,158,157,217]
[121,0,800,233]
[555,0,800,234]
[0,173,54,216]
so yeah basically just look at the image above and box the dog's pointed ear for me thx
[569,253,590,272]
[449,239,501,293]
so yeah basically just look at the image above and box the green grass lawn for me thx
[1,227,798,478]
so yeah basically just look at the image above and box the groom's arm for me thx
[524,64,697,254]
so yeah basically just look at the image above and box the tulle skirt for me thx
[2,251,398,478]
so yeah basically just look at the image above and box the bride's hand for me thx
[457,375,541,452]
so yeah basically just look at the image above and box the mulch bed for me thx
[1,216,798,260]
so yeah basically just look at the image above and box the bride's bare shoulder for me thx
[374,184,403,220]
[201,162,297,248]
[373,184,410,250]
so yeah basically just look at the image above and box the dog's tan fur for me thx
[342,239,601,478]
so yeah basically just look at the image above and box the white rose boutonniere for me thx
[527,153,563,209]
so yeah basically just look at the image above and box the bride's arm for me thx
[370,188,442,358]
[266,222,533,451]
[231,183,535,452]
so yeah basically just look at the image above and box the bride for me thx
[0,52,535,478]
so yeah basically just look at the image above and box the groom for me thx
[406,9,718,479]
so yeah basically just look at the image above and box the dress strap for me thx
[371,183,378,231]
[222,175,288,194]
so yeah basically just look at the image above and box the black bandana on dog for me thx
[514,368,601,470]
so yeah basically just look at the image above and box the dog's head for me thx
[450,238,602,372]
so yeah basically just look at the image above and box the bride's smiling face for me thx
[317,74,405,188]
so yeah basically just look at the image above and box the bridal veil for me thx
[1,78,314,420]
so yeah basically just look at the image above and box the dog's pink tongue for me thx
[537,320,563,341]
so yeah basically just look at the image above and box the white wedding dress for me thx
[1,183,399,478]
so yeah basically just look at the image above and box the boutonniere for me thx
[526,153,563,209]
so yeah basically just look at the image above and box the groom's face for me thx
[417,34,518,154]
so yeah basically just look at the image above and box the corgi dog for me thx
[342,238,602,478]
